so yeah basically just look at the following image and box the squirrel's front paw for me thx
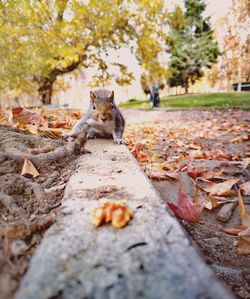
[62,132,76,142]
[114,138,127,145]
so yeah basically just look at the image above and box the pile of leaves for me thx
[125,110,250,255]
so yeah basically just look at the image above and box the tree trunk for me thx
[38,77,56,105]
[226,78,231,92]
[237,60,242,92]
[185,81,189,94]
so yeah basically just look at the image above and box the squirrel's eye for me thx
[93,105,96,110]
[111,104,114,109]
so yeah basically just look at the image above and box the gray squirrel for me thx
[65,89,126,144]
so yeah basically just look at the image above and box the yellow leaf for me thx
[151,153,159,162]
[26,124,39,135]
[157,162,165,170]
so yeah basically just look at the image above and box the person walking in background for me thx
[150,85,160,107]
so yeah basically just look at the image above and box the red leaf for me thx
[167,188,206,223]
[187,168,209,179]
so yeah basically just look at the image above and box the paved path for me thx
[16,140,234,299]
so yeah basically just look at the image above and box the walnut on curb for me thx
[91,201,133,228]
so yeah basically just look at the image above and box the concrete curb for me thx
[15,140,234,299]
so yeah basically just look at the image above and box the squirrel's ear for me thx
[90,91,96,102]
[109,90,114,102]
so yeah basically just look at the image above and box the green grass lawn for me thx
[119,92,250,110]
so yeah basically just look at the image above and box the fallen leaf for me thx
[204,178,239,196]
[1,222,32,239]
[220,190,250,254]
[187,168,209,179]
[0,110,7,124]
[188,141,204,149]
[25,124,39,135]
[240,182,250,196]
[38,128,63,140]
[71,111,81,119]
[147,170,179,180]
[203,168,225,180]
[190,149,207,159]
[156,162,165,170]
[242,158,250,169]
[220,226,243,235]
[12,107,44,129]
[167,188,206,223]
[230,134,249,143]
[131,143,149,163]
[238,189,250,228]
[238,228,250,255]
[21,157,39,177]
[204,195,235,210]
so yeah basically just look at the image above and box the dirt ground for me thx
[0,108,249,299]
[0,129,81,299]
[124,108,250,299]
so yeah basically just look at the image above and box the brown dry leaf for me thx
[29,146,55,155]
[238,228,250,255]
[242,158,250,170]
[239,182,250,196]
[204,195,235,210]
[0,109,7,124]
[38,128,63,140]
[238,189,250,228]
[190,149,207,159]
[1,223,33,240]
[21,157,39,177]
[131,143,149,163]
[12,107,44,129]
[220,226,243,235]
[237,190,250,254]
[147,170,179,180]
[71,111,81,119]
[220,190,250,254]
[230,134,249,143]
[204,178,239,196]
[203,168,225,180]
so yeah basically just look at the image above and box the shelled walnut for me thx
[91,201,133,228]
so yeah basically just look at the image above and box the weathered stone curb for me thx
[15,140,234,299]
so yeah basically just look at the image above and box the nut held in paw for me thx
[91,201,133,228]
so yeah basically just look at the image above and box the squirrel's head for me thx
[90,90,114,122]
